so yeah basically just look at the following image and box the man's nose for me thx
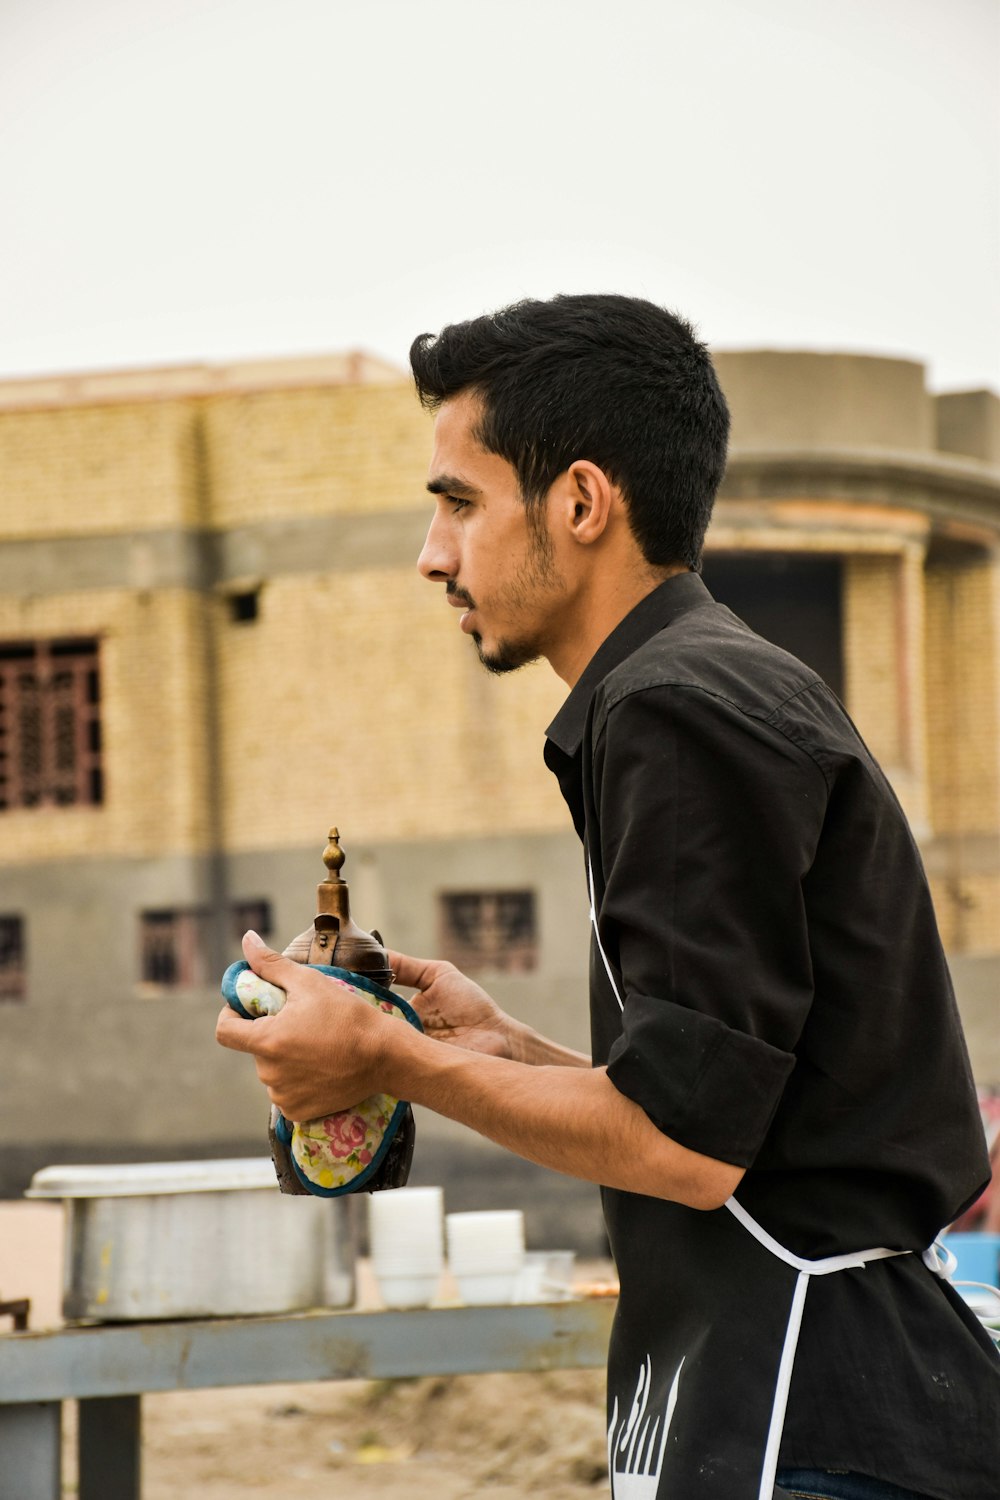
[417,510,455,583]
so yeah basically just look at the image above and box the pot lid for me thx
[26,1157,280,1199]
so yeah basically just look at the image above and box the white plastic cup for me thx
[453,1270,520,1305]
[445,1210,524,1253]
[369,1188,444,1258]
[448,1252,523,1275]
[446,1211,525,1305]
[511,1250,576,1302]
[369,1187,444,1305]
[542,1250,576,1298]
[513,1252,549,1303]
[376,1269,442,1309]
[369,1186,443,1235]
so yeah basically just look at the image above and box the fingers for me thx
[241,929,306,988]
[387,949,448,991]
[216,1004,267,1054]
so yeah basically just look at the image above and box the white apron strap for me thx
[725,1194,906,1277]
[725,1197,910,1500]
[760,1269,810,1500]
[587,849,624,1013]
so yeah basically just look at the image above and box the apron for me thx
[588,858,913,1500]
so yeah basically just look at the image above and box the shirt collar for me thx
[545,570,714,756]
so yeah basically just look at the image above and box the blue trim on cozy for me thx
[220,959,424,1030]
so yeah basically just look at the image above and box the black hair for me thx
[409,293,729,570]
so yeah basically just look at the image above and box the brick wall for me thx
[215,566,568,850]
[841,546,930,831]
[924,554,1000,953]
[0,400,201,536]
[925,556,1000,836]
[202,383,433,527]
[843,553,904,765]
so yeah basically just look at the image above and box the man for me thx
[217,295,999,1500]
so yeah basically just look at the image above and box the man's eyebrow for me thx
[426,474,481,498]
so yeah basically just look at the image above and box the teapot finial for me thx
[322,827,346,882]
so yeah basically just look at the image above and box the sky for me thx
[1,0,998,392]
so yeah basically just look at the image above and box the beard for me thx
[451,511,564,676]
[472,629,541,675]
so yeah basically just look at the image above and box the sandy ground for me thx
[0,1202,613,1499]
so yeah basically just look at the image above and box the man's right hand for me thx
[387,951,519,1059]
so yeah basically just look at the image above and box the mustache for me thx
[446,582,475,609]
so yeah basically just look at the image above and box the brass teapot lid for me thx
[307,828,394,985]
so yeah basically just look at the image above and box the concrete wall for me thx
[713,351,935,452]
[936,389,1000,465]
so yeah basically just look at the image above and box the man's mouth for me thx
[446,586,476,629]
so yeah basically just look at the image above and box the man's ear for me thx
[561,460,615,546]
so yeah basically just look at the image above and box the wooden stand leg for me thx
[79,1394,141,1500]
[0,1401,62,1500]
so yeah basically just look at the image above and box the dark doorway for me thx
[701,552,844,698]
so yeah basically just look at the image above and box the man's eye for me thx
[447,495,471,512]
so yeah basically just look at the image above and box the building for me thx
[1,349,998,1242]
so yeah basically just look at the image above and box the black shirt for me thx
[545,571,999,1499]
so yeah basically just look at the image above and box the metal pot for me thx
[26,1158,356,1322]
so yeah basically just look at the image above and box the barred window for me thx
[0,916,25,1003]
[140,909,212,989]
[230,899,273,943]
[140,900,273,992]
[0,640,103,811]
[438,890,537,973]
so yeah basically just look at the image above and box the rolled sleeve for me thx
[606,991,796,1165]
[590,682,828,1168]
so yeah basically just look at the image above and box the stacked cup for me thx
[514,1249,576,1303]
[446,1210,525,1305]
[368,1186,444,1308]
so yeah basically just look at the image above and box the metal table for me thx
[0,1298,616,1500]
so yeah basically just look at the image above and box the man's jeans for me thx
[775,1471,936,1500]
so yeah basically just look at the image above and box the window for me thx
[0,639,102,810]
[228,589,261,624]
[140,899,273,991]
[438,890,537,973]
[230,899,273,943]
[0,917,25,1003]
[140,909,211,989]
